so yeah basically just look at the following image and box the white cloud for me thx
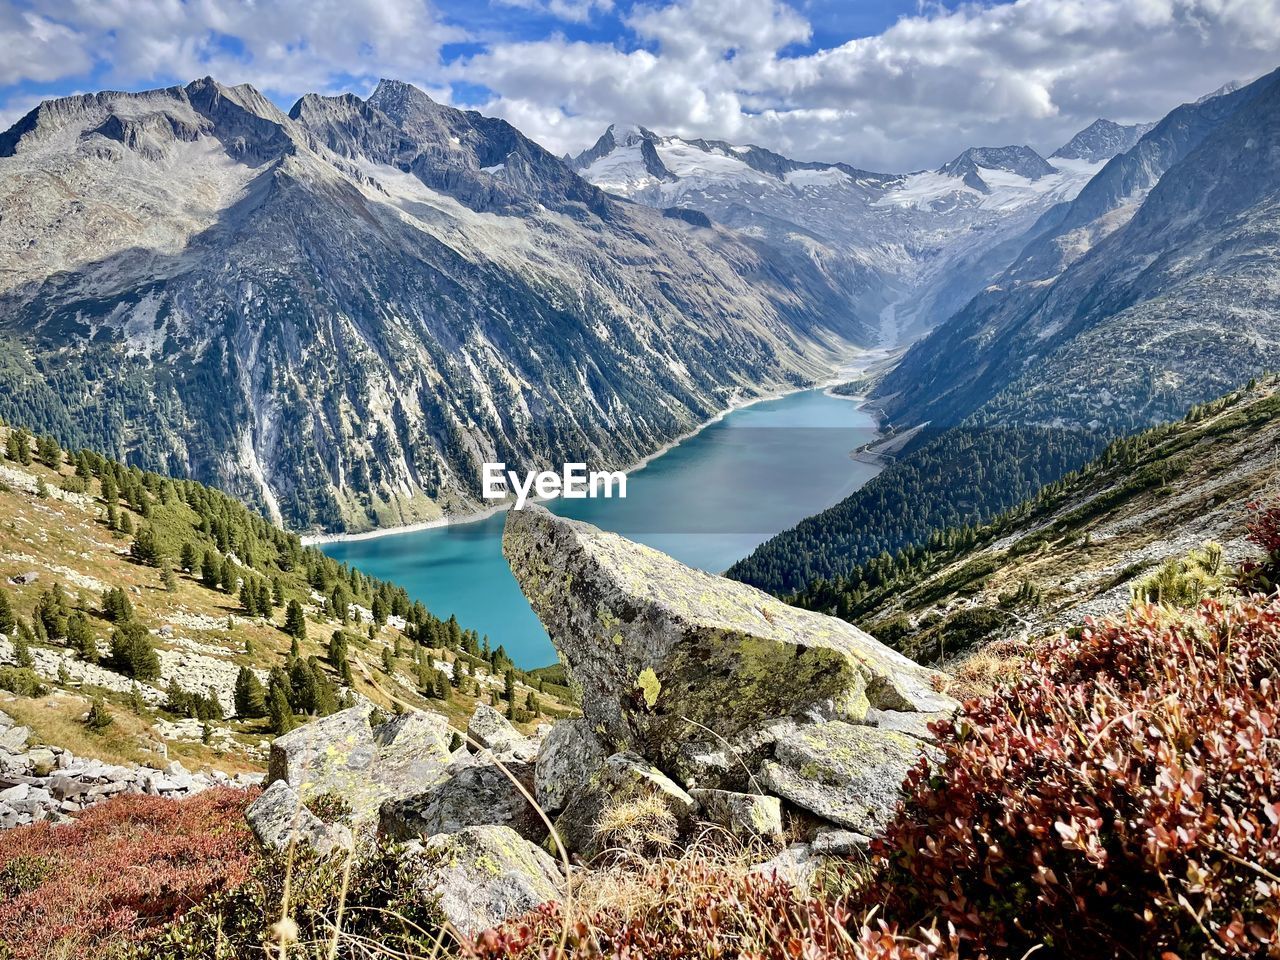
[1,0,1278,170]
[8,0,463,101]
[459,0,1280,169]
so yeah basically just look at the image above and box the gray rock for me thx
[759,720,934,837]
[0,783,30,803]
[246,780,354,856]
[266,705,453,825]
[552,752,695,859]
[466,704,527,756]
[404,825,564,938]
[865,707,950,742]
[690,789,782,839]
[534,717,607,814]
[749,843,822,889]
[380,751,543,842]
[811,828,872,856]
[502,506,956,787]
[26,748,56,776]
[0,724,31,754]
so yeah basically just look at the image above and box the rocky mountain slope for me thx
[570,122,1146,342]
[0,79,869,533]
[876,67,1280,432]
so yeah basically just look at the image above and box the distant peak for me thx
[939,144,1056,183]
[1051,119,1155,162]
[366,78,443,128]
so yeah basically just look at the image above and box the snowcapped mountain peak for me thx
[937,145,1056,191]
[1051,119,1155,162]
[607,123,660,147]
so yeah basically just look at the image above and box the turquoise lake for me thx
[320,388,881,668]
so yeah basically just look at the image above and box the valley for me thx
[321,385,882,667]
[0,33,1278,960]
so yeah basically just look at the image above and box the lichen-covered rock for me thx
[266,705,452,825]
[690,788,782,839]
[534,717,608,813]
[749,843,822,890]
[552,751,695,858]
[380,751,544,842]
[467,704,532,758]
[811,827,871,856]
[246,780,354,856]
[759,720,934,836]
[403,825,564,938]
[866,707,949,742]
[0,722,31,755]
[502,506,956,784]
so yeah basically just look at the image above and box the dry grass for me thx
[1,692,155,768]
[593,793,681,859]
[946,634,1032,699]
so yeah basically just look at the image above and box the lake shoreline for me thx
[304,350,884,547]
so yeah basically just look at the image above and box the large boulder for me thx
[466,704,529,756]
[403,825,564,939]
[534,717,608,814]
[759,720,934,837]
[502,506,956,785]
[245,780,354,856]
[266,705,453,825]
[690,788,782,840]
[380,751,544,842]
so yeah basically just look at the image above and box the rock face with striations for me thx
[504,504,955,791]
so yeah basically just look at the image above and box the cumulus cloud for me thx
[5,0,462,101]
[492,0,615,23]
[2,0,1278,169]
[462,0,1280,168]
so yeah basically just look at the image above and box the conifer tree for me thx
[234,666,268,718]
[13,623,34,668]
[66,612,97,663]
[110,621,160,680]
[101,586,133,622]
[268,681,296,734]
[284,599,306,640]
[0,587,13,635]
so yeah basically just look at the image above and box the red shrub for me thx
[1239,500,1280,591]
[871,599,1280,959]
[470,862,964,960]
[0,787,259,959]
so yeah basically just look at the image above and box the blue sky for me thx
[1,0,1276,169]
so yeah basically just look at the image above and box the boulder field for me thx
[245,505,957,935]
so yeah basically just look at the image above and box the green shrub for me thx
[0,667,46,697]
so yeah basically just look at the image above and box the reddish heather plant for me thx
[1238,500,1280,592]
[871,599,1280,959]
[470,861,965,960]
[0,787,258,960]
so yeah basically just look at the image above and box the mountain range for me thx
[875,68,1280,433]
[0,78,872,532]
[569,120,1145,342]
[0,66,1272,542]
[730,66,1280,596]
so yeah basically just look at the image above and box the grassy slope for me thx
[812,378,1280,672]
[0,426,574,772]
